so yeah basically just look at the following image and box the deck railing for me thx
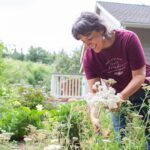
[51,74,87,98]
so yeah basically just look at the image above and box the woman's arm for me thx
[120,65,146,100]
[87,77,101,132]
[88,78,101,93]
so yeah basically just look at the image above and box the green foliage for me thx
[2,44,24,61]
[18,84,48,109]
[52,49,81,74]
[26,46,55,64]
[0,86,149,149]
[0,105,50,141]
[52,49,71,73]
[0,84,51,141]
[0,42,5,80]
[0,42,5,57]
[50,101,92,147]
[69,49,81,73]
[2,58,53,90]
[2,44,81,74]
[11,49,24,61]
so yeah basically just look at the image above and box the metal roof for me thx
[97,1,150,25]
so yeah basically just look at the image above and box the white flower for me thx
[102,139,111,143]
[92,81,101,90]
[92,84,97,90]
[51,139,59,143]
[95,81,101,86]
[24,137,32,142]
[44,144,62,150]
[36,104,43,111]
[85,79,121,110]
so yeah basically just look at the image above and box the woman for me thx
[72,12,150,149]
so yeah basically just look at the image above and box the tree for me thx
[52,48,81,74]
[53,49,71,73]
[69,49,81,73]
[26,46,49,64]
[0,42,5,82]
[11,48,24,61]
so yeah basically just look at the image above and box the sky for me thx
[0,0,150,54]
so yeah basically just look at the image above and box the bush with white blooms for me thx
[85,79,124,110]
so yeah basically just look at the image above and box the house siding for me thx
[126,27,150,64]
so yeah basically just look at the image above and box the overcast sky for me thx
[0,0,150,54]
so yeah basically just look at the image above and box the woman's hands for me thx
[109,93,125,112]
[89,103,101,133]
[91,117,101,133]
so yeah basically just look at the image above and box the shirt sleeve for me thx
[126,32,146,70]
[83,50,98,80]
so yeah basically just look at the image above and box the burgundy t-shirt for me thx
[83,29,150,93]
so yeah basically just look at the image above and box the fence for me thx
[51,74,87,98]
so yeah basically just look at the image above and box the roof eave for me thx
[96,2,150,29]
[96,3,122,28]
[122,22,150,29]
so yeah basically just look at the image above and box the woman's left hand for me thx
[109,99,123,112]
[109,93,125,112]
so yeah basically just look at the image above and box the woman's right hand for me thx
[91,118,101,133]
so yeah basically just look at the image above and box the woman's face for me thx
[79,31,104,53]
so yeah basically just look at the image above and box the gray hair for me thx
[72,12,112,40]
